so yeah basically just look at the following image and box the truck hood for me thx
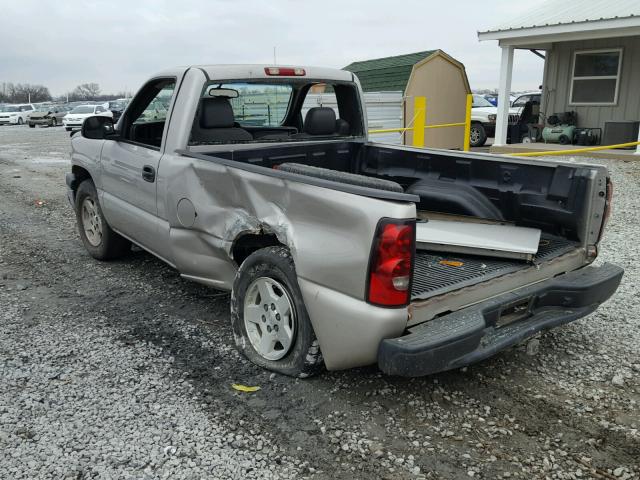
[472,106,520,121]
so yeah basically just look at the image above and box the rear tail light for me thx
[367,219,416,307]
[264,67,306,76]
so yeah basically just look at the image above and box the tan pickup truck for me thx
[65,64,622,377]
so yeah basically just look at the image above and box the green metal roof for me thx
[342,50,436,92]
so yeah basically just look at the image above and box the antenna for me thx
[273,46,277,65]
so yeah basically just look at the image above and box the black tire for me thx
[75,179,130,260]
[28,124,35,128]
[469,123,487,147]
[51,118,57,127]
[231,246,324,378]
[65,127,72,132]
[17,117,23,125]
[559,134,570,145]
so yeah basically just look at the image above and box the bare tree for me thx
[0,82,52,103]
[71,83,101,101]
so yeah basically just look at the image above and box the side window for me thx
[570,49,621,105]
[299,83,360,137]
[96,106,104,113]
[301,84,339,120]
[512,95,529,108]
[132,84,174,125]
[121,78,175,148]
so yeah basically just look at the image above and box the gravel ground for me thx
[0,125,638,479]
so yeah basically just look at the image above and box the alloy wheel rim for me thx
[81,198,103,246]
[243,277,296,361]
[470,128,480,143]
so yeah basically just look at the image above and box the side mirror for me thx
[82,115,116,140]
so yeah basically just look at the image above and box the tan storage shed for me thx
[344,50,471,149]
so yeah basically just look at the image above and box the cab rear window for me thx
[214,83,293,127]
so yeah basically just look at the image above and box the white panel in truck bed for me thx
[416,220,541,261]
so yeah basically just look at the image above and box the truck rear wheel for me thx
[231,246,324,378]
[75,179,130,260]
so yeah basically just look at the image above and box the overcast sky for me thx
[1,0,543,96]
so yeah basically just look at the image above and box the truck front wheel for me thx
[75,179,130,260]
[470,123,487,147]
[231,246,324,378]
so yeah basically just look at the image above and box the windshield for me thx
[71,106,94,114]
[472,95,494,108]
[4,106,19,112]
[36,105,54,112]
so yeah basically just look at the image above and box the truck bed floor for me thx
[411,234,579,300]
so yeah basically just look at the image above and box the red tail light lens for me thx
[367,219,416,307]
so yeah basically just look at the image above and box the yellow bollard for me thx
[412,96,426,148]
[463,93,472,151]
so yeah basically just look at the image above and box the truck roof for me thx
[153,64,355,83]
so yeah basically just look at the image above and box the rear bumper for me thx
[378,263,623,376]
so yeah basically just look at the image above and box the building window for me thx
[569,48,622,105]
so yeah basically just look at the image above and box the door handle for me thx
[142,165,156,183]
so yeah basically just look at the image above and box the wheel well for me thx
[231,233,285,266]
[71,166,92,188]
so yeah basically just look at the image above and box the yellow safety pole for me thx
[412,96,426,148]
[463,93,472,151]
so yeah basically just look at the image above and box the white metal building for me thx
[479,0,640,153]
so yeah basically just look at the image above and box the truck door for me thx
[100,78,176,262]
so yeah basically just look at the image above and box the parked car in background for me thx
[512,91,542,109]
[482,93,516,107]
[470,95,520,147]
[108,100,129,123]
[27,105,69,128]
[0,104,35,125]
[63,104,113,131]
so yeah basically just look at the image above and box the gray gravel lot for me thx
[0,125,638,479]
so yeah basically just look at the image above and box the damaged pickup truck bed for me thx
[65,64,623,377]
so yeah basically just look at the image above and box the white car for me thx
[470,95,520,147]
[0,104,35,125]
[63,104,113,131]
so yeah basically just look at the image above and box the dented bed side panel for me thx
[157,153,416,299]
